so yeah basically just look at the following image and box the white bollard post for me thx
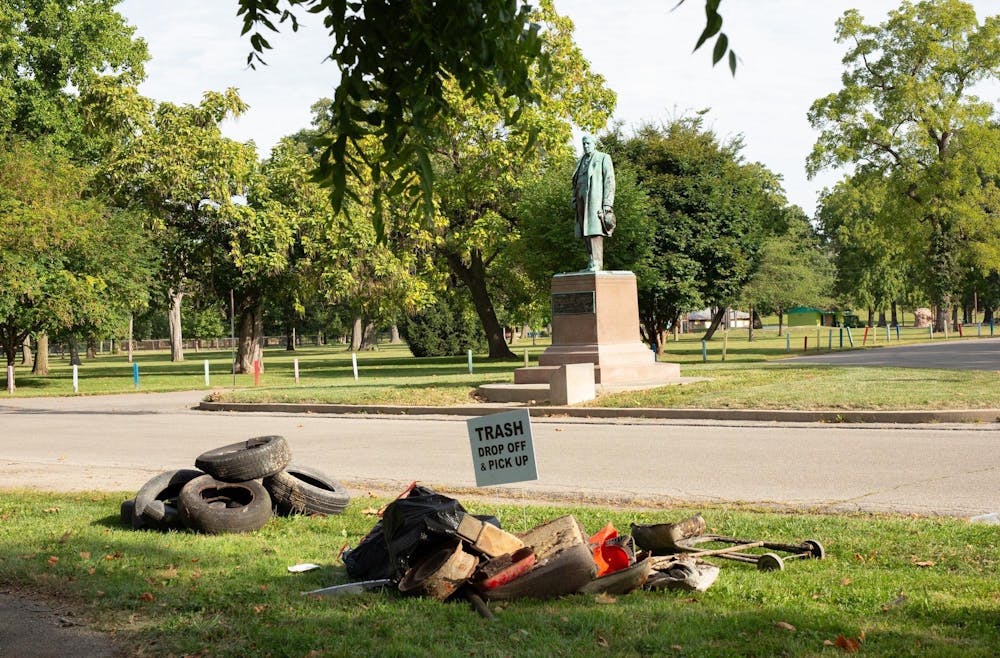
[6,365,13,394]
[204,360,210,386]
[294,358,300,384]
[72,364,79,393]
[467,349,473,374]
[352,352,358,381]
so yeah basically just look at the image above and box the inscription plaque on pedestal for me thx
[552,291,595,315]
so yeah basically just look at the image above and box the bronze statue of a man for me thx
[572,134,616,271]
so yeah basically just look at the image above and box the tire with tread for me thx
[195,435,290,482]
[178,474,272,534]
[264,465,351,516]
[134,469,203,530]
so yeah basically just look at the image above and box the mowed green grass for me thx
[5,328,1000,409]
[1,491,998,657]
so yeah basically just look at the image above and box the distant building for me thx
[685,308,750,331]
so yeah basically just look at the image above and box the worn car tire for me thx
[178,474,273,534]
[119,498,145,529]
[194,435,290,482]
[264,465,351,516]
[134,469,203,530]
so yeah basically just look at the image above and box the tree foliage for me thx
[234,0,734,235]
[0,0,148,157]
[0,140,154,368]
[601,116,787,344]
[808,0,1000,330]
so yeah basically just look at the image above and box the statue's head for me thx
[581,134,595,155]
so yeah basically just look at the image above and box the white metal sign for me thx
[467,409,538,487]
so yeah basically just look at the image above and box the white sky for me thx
[116,0,1000,217]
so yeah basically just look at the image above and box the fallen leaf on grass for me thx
[138,592,155,603]
[882,593,907,611]
[775,621,796,632]
[79,552,91,560]
[43,507,60,513]
[19,553,36,560]
[361,507,379,516]
[87,568,96,575]
[94,591,105,598]
[104,552,122,561]
[594,593,617,604]
[824,634,861,653]
[840,577,852,586]
[910,556,936,567]
[596,635,609,648]
[253,605,267,614]
[46,556,59,567]
[58,530,73,543]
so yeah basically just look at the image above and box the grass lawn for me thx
[5,327,1000,409]
[1,490,998,657]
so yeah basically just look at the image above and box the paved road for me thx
[2,391,998,516]
[788,335,1000,370]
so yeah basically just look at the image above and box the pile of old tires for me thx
[119,435,350,534]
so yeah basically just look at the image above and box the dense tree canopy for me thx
[0,0,148,157]
[0,140,154,369]
[601,116,787,345]
[808,0,1000,330]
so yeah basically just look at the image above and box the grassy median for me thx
[5,329,1000,409]
[1,490,998,657]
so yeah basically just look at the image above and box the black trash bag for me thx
[342,520,393,581]
[382,485,468,577]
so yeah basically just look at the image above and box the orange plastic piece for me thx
[589,523,631,576]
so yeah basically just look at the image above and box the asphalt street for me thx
[788,335,1000,370]
[1,391,998,517]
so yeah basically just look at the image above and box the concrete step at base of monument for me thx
[477,383,550,404]
[514,366,561,385]
[514,363,681,385]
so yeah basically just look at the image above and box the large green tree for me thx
[429,1,615,359]
[0,0,148,155]
[104,89,256,362]
[742,208,835,335]
[808,0,1000,331]
[601,117,787,345]
[0,140,153,372]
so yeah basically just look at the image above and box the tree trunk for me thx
[777,310,784,336]
[985,307,994,324]
[32,334,49,375]
[21,336,32,367]
[891,302,899,327]
[390,324,402,344]
[350,317,363,352]
[86,335,97,359]
[952,305,960,332]
[286,325,296,351]
[701,307,727,341]
[748,304,754,342]
[127,314,134,363]
[443,249,515,359]
[168,289,185,362]
[69,338,82,366]
[360,321,378,350]
[877,311,887,328]
[934,303,949,333]
[235,303,264,374]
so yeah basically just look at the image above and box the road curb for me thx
[197,401,1000,424]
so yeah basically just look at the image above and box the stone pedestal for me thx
[514,271,680,386]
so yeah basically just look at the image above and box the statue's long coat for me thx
[572,150,615,238]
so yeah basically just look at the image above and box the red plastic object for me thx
[477,547,536,591]
[589,523,631,576]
